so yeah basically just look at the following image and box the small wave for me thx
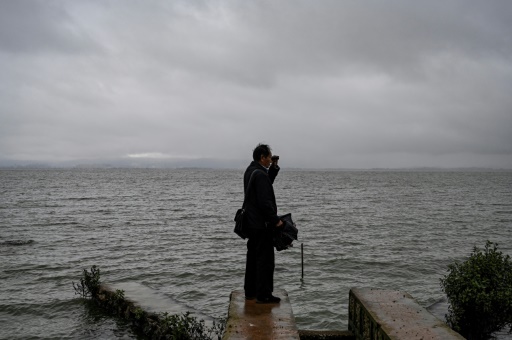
[1,240,35,246]
[66,196,108,201]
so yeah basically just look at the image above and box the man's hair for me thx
[253,143,272,162]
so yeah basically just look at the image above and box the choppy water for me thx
[1,169,511,339]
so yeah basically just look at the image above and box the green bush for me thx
[159,312,225,340]
[73,265,101,298]
[440,241,512,339]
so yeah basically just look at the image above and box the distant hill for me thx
[0,158,510,171]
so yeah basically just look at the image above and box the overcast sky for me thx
[1,1,511,168]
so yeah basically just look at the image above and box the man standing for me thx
[243,143,283,304]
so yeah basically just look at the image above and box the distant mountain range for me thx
[0,157,247,169]
[0,158,509,171]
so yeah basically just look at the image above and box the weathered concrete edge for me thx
[298,330,355,340]
[94,284,223,339]
[349,288,465,339]
[223,289,301,340]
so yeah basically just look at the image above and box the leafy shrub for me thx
[159,312,225,340]
[440,241,512,339]
[73,265,101,298]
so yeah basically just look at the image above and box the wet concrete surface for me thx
[350,288,465,339]
[223,289,300,340]
[109,282,215,326]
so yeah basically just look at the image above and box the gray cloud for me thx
[0,1,98,54]
[1,0,511,168]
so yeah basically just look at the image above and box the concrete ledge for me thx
[95,283,223,339]
[223,289,300,340]
[298,330,355,339]
[349,288,464,340]
[111,282,214,325]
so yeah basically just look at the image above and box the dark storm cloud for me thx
[0,0,511,168]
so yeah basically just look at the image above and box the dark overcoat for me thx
[243,161,280,230]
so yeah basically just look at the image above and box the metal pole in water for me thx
[301,243,304,279]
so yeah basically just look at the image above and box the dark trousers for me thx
[244,228,275,298]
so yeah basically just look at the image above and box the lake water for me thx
[1,168,511,339]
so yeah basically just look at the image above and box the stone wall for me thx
[348,288,464,340]
[93,284,224,339]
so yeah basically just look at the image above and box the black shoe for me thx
[245,291,256,300]
[256,295,281,304]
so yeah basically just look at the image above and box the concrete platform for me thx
[349,288,464,339]
[108,282,215,326]
[223,289,300,340]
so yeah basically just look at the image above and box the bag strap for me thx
[242,169,264,208]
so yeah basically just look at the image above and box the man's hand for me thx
[271,155,279,168]
[276,220,283,227]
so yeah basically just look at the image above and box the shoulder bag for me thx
[234,169,261,239]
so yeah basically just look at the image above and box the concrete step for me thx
[223,289,300,340]
[109,282,215,326]
[349,288,464,339]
